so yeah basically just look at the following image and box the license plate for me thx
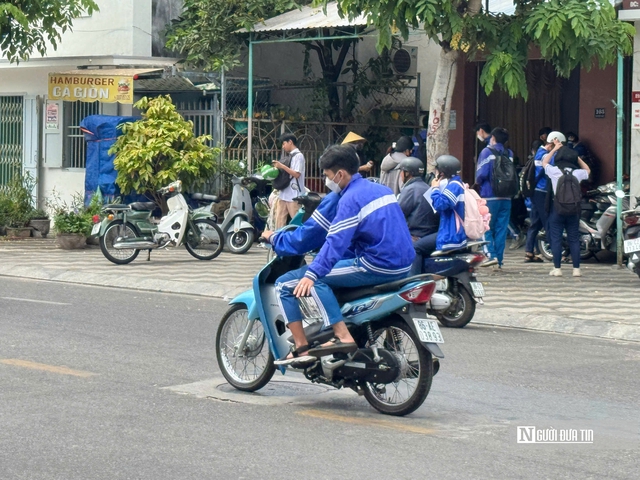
[470,281,485,298]
[91,223,101,236]
[624,238,640,254]
[413,318,444,344]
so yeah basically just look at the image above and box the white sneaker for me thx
[549,268,562,277]
[573,268,582,277]
[481,258,498,267]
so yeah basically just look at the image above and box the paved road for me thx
[0,277,637,479]
[1,238,639,341]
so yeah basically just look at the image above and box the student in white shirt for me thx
[272,134,306,229]
[542,132,591,277]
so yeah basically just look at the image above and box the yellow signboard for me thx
[48,73,134,104]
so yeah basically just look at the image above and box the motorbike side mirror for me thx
[615,190,626,199]
[238,161,246,169]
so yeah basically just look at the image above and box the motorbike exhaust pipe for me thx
[113,240,157,250]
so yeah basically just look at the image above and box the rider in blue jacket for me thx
[267,145,415,366]
[429,155,467,251]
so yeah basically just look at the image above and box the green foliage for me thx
[109,95,221,209]
[1,0,97,63]
[334,0,635,99]
[165,0,309,71]
[47,191,92,236]
[0,172,36,227]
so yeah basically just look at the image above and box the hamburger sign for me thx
[48,72,135,104]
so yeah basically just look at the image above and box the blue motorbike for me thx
[215,252,444,416]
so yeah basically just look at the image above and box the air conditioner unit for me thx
[391,46,418,77]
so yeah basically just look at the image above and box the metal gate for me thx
[0,95,23,191]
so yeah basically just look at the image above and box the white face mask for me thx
[325,171,343,193]
[477,134,484,142]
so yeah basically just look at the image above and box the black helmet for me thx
[434,155,461,178]
[395,136,414,153]
[399,157,424,176]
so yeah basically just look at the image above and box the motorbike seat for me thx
[294,193,323,211]
[103,204,130,211]
[129,202,156,211]
[192,193,219,203]
[333,274,433,304]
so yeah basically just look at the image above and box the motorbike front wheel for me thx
[435,287,475,328]
[216,304,275,392]
[226,228,255,254]
[99,220,140,265]
[537,237,592,262]
[363,320,433,416]
[185,218,224,260]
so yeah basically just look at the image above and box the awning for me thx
[48,68,163,104]
[248,1,368,33]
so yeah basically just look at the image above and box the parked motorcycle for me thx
[537,181,624,261]
[220,175,259,254]
[616,189,640,279]
[215,251,444,416]
[421,242,486,328]
[95,181,224,265]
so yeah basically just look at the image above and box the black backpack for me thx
[520,157,545,198]
[490,148,519,198]
[272,153,294,191]
[554,169,582,216]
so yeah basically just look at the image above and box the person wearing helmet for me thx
[341,132,374,174]
[428,155,467,251]
[380,135,414,195]
[397,157,440,273]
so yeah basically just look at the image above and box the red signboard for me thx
[633,92,640,103]
[624,0,640,9]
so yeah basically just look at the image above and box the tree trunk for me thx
[426,47,460,173]
[425,0,483,173]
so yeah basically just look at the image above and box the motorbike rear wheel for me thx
[362,319,433,416]
[216,304,275,392]
[185,218,224,260]
[99,220,140,265]
[538,237,592,262]
[226,228,255,254]
[435,287,475,328]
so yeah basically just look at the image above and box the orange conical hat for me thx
[341,132,366,144]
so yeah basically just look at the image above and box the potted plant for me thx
[3,174,35,239]
[48,192,92,249]
[28,209,51,238]
[0,195,11,236]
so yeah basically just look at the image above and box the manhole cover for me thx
[216,381,332,397]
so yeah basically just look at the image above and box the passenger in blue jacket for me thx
[428,155,467,251]
[263,192,341,257]
[271,145,415,366]
[475,127,514,268]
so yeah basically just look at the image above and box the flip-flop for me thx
[273,344,315,366]
[307,337,358,357]
[524,255,543,263]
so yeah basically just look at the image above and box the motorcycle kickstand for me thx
[147,249,151,261]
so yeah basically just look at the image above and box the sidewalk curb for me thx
[472,311,640,343]
[2,269,639,344]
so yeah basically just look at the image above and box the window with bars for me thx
[63,101,100,168]
[0,95,23,190]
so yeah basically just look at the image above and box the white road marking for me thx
[1,297,71,306]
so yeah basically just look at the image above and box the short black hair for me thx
[475,122,492,133]
[491,127,509,145]
[279,133,297,145]
[319,145,360,175]
[538,127,552,137]
[530,139,542,152]
[566,131,579,142]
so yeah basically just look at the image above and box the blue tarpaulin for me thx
[81,115,138,206]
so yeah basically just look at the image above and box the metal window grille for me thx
[63,100,100,168]
[0,95,24,191]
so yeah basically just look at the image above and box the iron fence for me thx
[0,95,24,191]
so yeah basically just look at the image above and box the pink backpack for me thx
[453,181,491,240]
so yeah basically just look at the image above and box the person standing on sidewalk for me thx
[475,123,492,147]
[524,139,553,263]
[380,136,413,195]
[542,132,591,277]
[272,134,306,229]
[475,127,515,269]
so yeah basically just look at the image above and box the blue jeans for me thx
[484,199,511,266]
[525,191,549,254]
[276,258,409,328]
[549,209,581,268]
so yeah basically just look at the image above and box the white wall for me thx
[44,0,152,58]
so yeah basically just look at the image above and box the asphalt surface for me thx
[0,277,638,479]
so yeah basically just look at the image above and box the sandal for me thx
[273,344,316,366]
[524,253,543,263]
[307,337,358,357]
